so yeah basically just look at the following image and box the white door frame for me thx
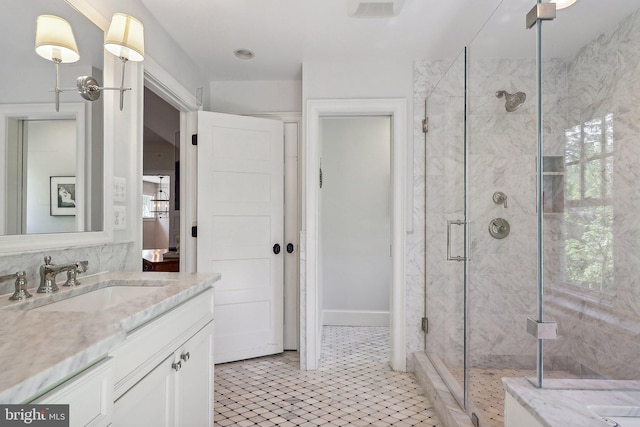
[304,98,407,371]
[143,57,200,273]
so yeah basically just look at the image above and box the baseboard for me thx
[322,310,390,326]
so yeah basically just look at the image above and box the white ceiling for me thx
[138,0,640,82]
[138,0,509,81]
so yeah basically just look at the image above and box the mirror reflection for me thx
[0,0,104,235]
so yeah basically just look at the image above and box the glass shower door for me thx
[540,1,640,383]
[464,1,539,424]
[424,47,469,409]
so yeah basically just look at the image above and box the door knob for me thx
[273,244,281,255]
[286,243,294,253]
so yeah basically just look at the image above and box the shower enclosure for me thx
[421,0,640,425]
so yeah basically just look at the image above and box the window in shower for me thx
[562,113,614,294]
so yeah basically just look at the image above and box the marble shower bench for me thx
[504,377,640,427]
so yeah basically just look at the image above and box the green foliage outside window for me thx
[562,114,614,294]
[563,206,614,293]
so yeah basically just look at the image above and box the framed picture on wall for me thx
[50,176,77,216]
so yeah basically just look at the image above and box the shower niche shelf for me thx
[543,156,564,214]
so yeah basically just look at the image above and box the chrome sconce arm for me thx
[53,58,63,112]
[76,58,133,111]
[53,72,132,112]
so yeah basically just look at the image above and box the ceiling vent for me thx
[347,0,404,18]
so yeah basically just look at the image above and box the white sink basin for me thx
[0,278,177,312]
[31,286,163,312]
[589,406,640,427]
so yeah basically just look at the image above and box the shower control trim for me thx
[489,218,510,239]
[493,191,508,208]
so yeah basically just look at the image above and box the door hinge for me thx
[423,99,429,133]
[191,134,198,145]
[471,412,480,427]
[526,3,556,29]
[191,226,197,238]
[421,317,428,333]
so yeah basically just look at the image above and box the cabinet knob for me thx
[180,352,190,362]
[172,361,182,371]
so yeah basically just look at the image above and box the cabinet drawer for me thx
[111,288,213,397]
[32,357,113,427]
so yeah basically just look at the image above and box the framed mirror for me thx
[0,0,105,239]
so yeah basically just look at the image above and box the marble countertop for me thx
[504,377,640,426]
[0,271,220,404]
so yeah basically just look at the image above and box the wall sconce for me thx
[550,0,577,10]
[35,13,144,112]
[35,15,80,112]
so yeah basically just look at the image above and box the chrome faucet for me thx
[38,256,89,293]
[0,271,32,300]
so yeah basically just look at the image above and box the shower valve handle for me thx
[493,191,508,208]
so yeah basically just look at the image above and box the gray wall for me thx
[320,116,391,325]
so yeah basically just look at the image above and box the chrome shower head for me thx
[495,90,526,112]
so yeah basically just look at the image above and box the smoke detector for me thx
[347,0,404,18]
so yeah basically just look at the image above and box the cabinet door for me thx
[175,322,214,427]
[33,358,113,427]
[113,355,174,427]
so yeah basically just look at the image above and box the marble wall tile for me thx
[614,110,640,141]
[413,6,640,380]
[415,52,542,370]
[467,312,538,358]
[0,242,135,296]
[298,230,307,370]
[471,58,536,79]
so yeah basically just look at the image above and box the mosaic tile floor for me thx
[214,326,442,426]
[451,367,578,427]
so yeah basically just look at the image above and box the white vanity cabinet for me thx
[111,288,214,426]
[174,322,214,426]
[31,357,114,427]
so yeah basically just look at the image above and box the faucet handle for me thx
[76,261,88,273]
[9,271,32,301]
[63,261,88,287]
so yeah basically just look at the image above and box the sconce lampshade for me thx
[104,13,145,62]
[551,0,577,9]
[35,15,80,63]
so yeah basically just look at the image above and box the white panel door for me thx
[283,121,299,350]
[197,111,284,364]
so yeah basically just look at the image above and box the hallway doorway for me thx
[319,116,392,362]
[304,99,407,371]
[142,87,181,270]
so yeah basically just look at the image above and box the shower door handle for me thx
[447,219,469,262]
